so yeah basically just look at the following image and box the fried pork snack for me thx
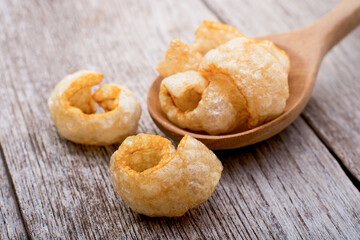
[110,134,223,217]
[257,40,290,72]
[157,38,202,78]
[159,71,248,134]
[192,20,244,54]
[48,70,141,145]
[201,37,289,128]
[156,21,289,134]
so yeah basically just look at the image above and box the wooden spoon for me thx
[147,0,360,150]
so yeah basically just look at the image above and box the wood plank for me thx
[0,146,28,240]
[216,118,360,239]
[303,31,360,181]
[0,0,359,238]
[203,0,360,181]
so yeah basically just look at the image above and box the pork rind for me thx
[157,38,202,78]
[256,40,290,73]
[110,134,223,217]
[201,37,289,128]
[192,20,244,54]
[48,70,141,145]
[157,21,289,134]
[159,71,248,134]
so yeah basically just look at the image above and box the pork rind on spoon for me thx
[157,21,243,78]
[110,134,223,217]
[192,20,244,54]
[48,70,141,145]
[159,71,248,134]
[157,21,289,134]
[201,37,289,128]
[157,38,202,78]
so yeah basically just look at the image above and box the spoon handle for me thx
[307,0,360,57]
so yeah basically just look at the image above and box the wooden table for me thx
[1,0,359,239]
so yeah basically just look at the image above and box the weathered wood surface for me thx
[0,148,28,240]
[0,0,359,239]
[203,0,360,181]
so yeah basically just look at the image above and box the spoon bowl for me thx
[147,0,360,150]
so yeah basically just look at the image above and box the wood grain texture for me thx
[203,0,360,180]
[148,0,360,150]
[0,0,359,239]
[0,146,28,240]
[303,31,360,181]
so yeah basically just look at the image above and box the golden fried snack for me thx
[201,37,289,128]
[48,70,141,145]
[159,71,248,134]
[157,38,202,78]
[110,134,223,217]
[192,20,244,54]
[256,40,290,73]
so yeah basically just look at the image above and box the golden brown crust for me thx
[48,70,141,145]
[157,38,202,78]
[201,37,289,128]
[93,85,121,112]
[110,134,223,217]
[159,71,248,134]
[156,21,289,134]
[192,20,244,54]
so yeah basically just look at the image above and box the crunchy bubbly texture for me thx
[160,71,248,134]
[110,134,223,217]
[48,70,141,145]
[157,38,202,78]
[192,20,244,55]
[201,37,289,128]
[157,21,289,134]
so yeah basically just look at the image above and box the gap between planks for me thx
[0,143,30,240]
[200,0,360,193]
[1,0,359,238]
[301,114,360,191]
